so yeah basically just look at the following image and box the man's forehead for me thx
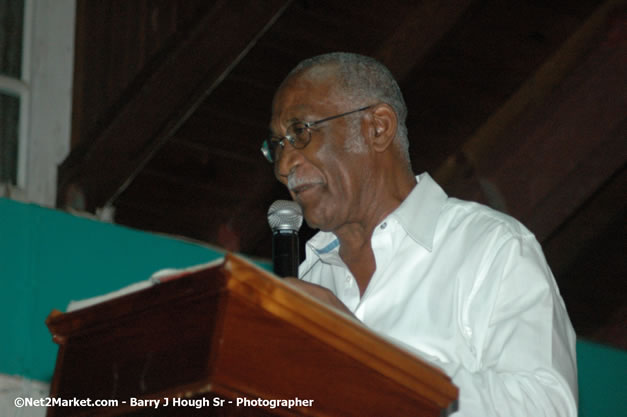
[297,62,339,81]
[279,75,328,99]
[269,96,315,133]
[273,70,341,111]
[269,65,344,132]
[277,63,340,96]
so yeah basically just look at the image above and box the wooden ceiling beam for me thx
[542,166,627,278]
[374,0,475,81]
[433,0,626,243]
[434,0,625,186]
[57,0,294,212]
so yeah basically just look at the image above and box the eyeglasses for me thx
[261,105,374,163]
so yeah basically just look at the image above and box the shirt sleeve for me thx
[440,233,578,417]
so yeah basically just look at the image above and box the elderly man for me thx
[262,52,577,416]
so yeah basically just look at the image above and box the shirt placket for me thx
[354,219,396,320]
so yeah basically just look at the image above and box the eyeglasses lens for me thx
[265,123,310,163]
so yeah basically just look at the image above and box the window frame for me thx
[0,0,75,206]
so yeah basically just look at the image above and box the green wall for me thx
[0,198,624,416]
[577,340,627,417]
[0,198,227,381]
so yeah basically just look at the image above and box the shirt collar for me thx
[306,229,340,263]
[391,173,448,252]
[306,172,447,256]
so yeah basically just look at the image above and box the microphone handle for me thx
[272,229,299,277]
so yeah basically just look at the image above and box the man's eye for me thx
[291,124,307,136]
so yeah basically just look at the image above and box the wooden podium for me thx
[46,254,458,417]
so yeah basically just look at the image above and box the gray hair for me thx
[284,52,410,163]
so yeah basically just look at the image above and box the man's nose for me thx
[274,141,303,181]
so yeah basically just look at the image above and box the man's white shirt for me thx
[299,173,578,416]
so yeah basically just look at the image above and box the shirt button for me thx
[380,222,387,230]
[464,326,473,337]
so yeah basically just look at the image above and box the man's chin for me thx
[301,207,323,231]
[302,208,337,233]
[295,193,337,231]
[302,213,320,231]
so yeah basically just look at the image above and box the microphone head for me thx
[267,200,303,232]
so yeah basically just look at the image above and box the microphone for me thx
[267,200,303,277]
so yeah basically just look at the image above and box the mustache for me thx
[287,174,323,191]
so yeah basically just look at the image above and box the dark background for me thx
[57,0,626,350]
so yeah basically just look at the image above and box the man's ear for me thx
[366,103,398,153]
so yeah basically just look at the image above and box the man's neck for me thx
[333,171,417,295]
[337,225,376,296]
